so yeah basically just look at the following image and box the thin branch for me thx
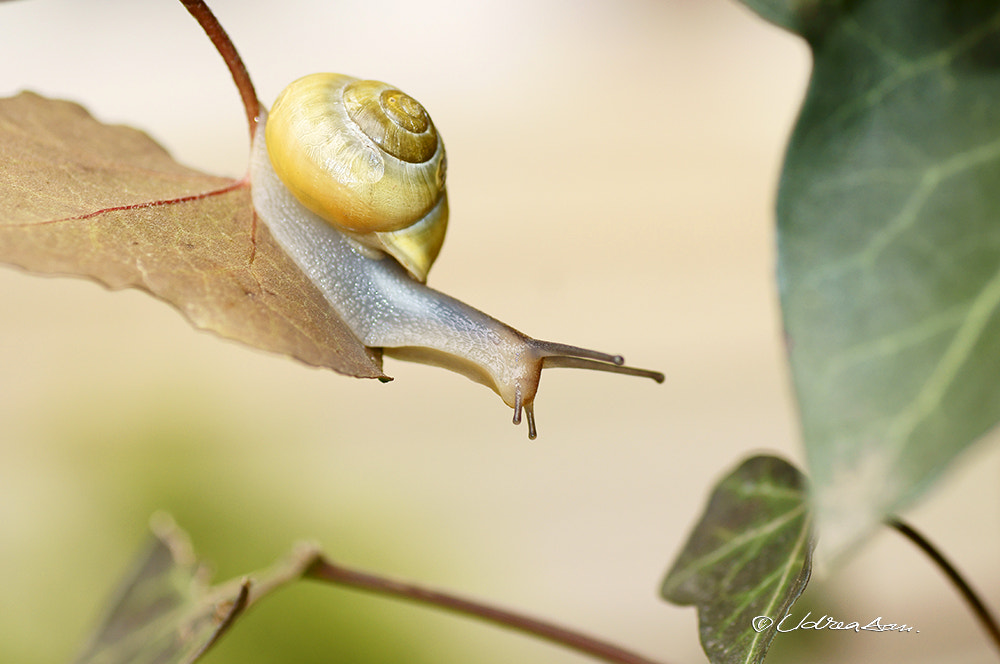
[179,0,259,138]
[304,556,669,664]
[888,517,1000,655]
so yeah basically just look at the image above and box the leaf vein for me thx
[669,505,806,589]
[884,260,1000,455]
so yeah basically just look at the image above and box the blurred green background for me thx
[1,1,999,663]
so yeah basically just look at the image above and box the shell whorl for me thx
[343,80,439,163]
[264,73,448,281]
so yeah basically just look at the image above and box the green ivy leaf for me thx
[746,0,1000,558]
[661,455,813,664]
[71,515,318,664]
[735,0,843,36]
[71,516,248,664]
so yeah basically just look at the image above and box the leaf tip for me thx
[149,511,196,566]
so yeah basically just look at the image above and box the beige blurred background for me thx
[1,1,998,662]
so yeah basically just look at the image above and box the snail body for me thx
[250,73,662,438]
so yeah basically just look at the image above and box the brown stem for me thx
[304,556,668,664]
[179,0,259,138]
[888,517,1000,656]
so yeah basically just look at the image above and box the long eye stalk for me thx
[514,344,664,439]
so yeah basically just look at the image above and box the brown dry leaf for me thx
[0,91,384,379]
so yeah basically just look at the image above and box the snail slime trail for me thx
[249,73,662,438]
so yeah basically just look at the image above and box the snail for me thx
[249,73,664,438]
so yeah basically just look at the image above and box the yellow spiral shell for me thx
[264,73,448,282]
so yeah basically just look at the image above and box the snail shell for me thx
[251,73,663,438]
[265,73,447,282]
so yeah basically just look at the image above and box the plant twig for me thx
[889,517,1000,655]
[179,0,259,138]
[305,556,669,664]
